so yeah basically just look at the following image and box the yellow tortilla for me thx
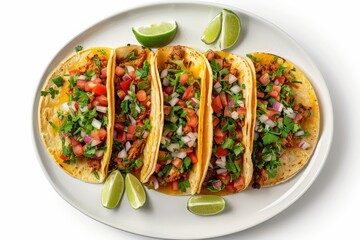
[111,45,161,183]
[199,51,256,195]
[38,47,115,183]
[247,52,320,187]
[151,45,210,195]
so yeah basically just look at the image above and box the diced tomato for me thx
[184,108,196,117]
[140,96,151,109]
[182,85,195,100]
[155,163,162,173]
[187,115,198,128]
[213,117,220,127]
[164,86,174,95]
[206,50,215,61]
[189,152,198,164]
[219,92,228,107]
[215,146,228,157]
[115,66,125,77]
[93,84,107,96]
[114,122,125,132]
[266,108,280,120]
[136,90,147,102]
[91,128,106,141]
[69,70,80,77]
[85,81,97,92]
[76,79,87,90]
[258,73,270,86]
[293,113,303,124]
[72,144,84,156]
[60,154,70,160]
[268,85,281,98]
[224,107,231,117]
[120,79,132,94]
[176,99,186,106]
[163,106,172,115]
[237,107,247,117]
[126,133,137,141]
[171,181,179,191]
[180,73,189,86]
[217,173,230,185]
[212,95,223,114]
[172,158,183,168]
[117,89,126,100]
[257,89,265,98]
[183,125,193,133]
[214,136,225,145]
[127,124,137,135]
[275,76,285,84]
[234,129,243,141]
[95,95,108,106]
[233,176,245,191]
[101,67,107,78]
[216,58,223,69]
[214,127,226,138]
[225,183,237,193]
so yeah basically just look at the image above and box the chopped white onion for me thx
[216,159,226,169]
[95,150,104,158]
[284,108,296,119]
[171,151,187,159]
[160,69,168,78]
[142,130,149,139]
[254,120,260,131]
[125,141,132,152]
[230,85,241,94]
[170,115,178,123]
[195,108,200,116]
[95,106,107,113]
[91,118,102,129]
[162,129,170,137]
[153,177,159,190]
[208,162,214,169]
[176,125,183,136]
[259,114,269,123]
[214,82,222,93]
[254,131,259,141]
[80,105,89,112]
[265,119,276,128]
[237,100,245,108]
[216,168,228,175]
[181,136,191,144]
[263,155,272,161]
[128,115,136,125]
[167,143,180,152]
[126,65,135,73]
[117,149,127,158]
[171,92,180,98]
[161,136,171,145]
[295,130,305,137]
[80,130,86,138]
[231,111,239,120]
[135,104,141,113]
[78,75,86,80]
[91,139,101,147]
[228,74,237,84]
[91,74,97,81]
[299,140,311,149]
[61,102,70,111]
[123,95,131,101]
[186,132,198,147]
[169,97,180,107]
[162,77,169,87]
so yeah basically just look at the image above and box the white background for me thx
[1,0,359,239]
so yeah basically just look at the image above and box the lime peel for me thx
[201,12,222,44]
[187,195,226,216]
[101,170,124,209]
[125,173,146,209]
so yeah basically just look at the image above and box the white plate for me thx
[32,1,333,239]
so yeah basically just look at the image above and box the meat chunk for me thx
[170,46,185,60]
[127,139,146,161]
[164,167,181,183]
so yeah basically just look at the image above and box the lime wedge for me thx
[187,195,226,216]
[132,21,177,48]
[125,173,146,209]
[101,170,124,209]
[219,9,241,50]
[201,12,222,44]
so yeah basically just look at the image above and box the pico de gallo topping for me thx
[150,46,200,192]
[202,50,246,193]
[109,49,152,174]
[248,54,312,188]
[41,48,110,179]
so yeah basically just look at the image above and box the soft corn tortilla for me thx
[152,45,210,195]
[39,47,115,183]
[113,45,161,183]
[248,52,320,187]
[199,51,256,195]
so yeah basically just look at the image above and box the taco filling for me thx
[151,46,201,193]
[247,53,318,188]
[109,48,153,176]
[201,50,250,193]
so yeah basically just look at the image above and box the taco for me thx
[108,45,161,183]
[147,45,210,195]
[246,52,320,188]
[39,47,115,183]
[198,50,256,194]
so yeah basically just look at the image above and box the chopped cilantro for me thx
[75,45,83,52]
[246,54,260,62]
[262,133,280,145]
[52,76,64,87]
[41,87,59,99]
[178,180,190,192]
[126,52,136,60]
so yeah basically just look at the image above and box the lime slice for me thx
[101,170,124,209]
[125,173,146,209]
[132,21,177,48]
[187,195,226,216]
[219,9,241,50]
[201,12,222,44]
